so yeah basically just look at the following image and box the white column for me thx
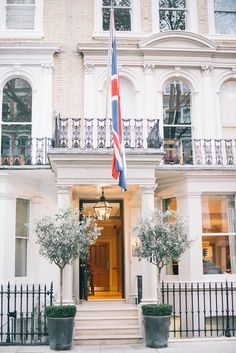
[0,174,16,283]
[143,64,155,118]
[177,193,203,281]
[201,66,217,138]
[141,185,157,303]
[57,185,74,304]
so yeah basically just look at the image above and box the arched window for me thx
[220,79,236,138]
[1,78,32,165]
[163,80,192,164]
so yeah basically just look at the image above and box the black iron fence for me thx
[0,283,53,345]
[136,279,236,338]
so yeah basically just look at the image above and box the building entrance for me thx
[79,199,124,300]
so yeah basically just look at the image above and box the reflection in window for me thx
[214,0,236,34]
[6,0,35,30]
[163,80,192,165]
[159,0,186,31]
[202,195,236,274]
[220,80,236,126]
[163,197,179,275]
[15,199,29,277]
[102,0,131,31]
[1,78,32,165]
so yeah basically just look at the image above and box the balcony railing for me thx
[163,138,236,167]
[0,138,51,166]
[52,117,162,149]
[0,117,236,168]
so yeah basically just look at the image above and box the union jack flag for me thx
[111,10,127,191]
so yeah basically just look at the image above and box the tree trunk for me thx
[156,267,162,304]
[60,267,63,306]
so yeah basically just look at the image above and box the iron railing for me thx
[0,138,51,167]
[163,138,236,166]
[136,279,236,338]
[162,281,236,338]
[0,283,53,345]
[52,117,162,150]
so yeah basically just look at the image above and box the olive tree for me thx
[35,207,101,305]
[135,209,191,304]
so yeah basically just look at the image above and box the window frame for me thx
[152,0,197,33]
[93,0,141,37]
[201,194,236,275]
[208,0,236,38]
[0,0,43,38]
[15,198,30,278]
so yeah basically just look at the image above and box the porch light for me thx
[93,188,112,221]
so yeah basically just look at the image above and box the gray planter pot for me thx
[143,315,171,348]
[47,317,74,351]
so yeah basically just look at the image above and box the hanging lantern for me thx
[93,188,112,221]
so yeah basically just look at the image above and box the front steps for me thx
[74,300,143,345]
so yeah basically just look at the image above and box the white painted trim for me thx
[0,0,44,38]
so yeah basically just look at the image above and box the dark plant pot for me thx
[47,317,74,351]
[143,315,171,348]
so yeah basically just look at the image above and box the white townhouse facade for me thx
[0,0,236,342]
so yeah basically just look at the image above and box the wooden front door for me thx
[89,242,109,291]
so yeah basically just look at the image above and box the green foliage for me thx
[35,207,102,269]
[142,304,172,317]
[45,305,76,318]
[135,210,191,270]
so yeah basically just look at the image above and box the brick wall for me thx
[197,0,209,34]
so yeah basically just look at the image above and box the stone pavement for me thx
[0,338,235,353]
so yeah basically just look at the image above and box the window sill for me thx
[0,30,44,39]
[207,34,236,41]
[92,31,147,40]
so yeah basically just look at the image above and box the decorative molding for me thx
[41,63,54,72]
[201,65,213,76]
[143,64,155,74]
[84,63,95,73]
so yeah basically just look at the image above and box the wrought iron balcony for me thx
[163,138,236,167]
[52,117,162,149]
[0,117,236,168]
[0,137,51,166]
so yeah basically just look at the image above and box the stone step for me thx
[75,325,140,337]
[76,308,139,318]
[74,335,144,346]
[75,316,139,327]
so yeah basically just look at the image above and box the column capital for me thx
[141,185,156,193]
[143,63,155,74]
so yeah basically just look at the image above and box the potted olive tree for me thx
[135,209,191,348]
[35,207,101,351]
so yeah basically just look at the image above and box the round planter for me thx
[47,317,74,351]
[143,315,171,348]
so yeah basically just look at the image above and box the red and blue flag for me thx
[111,10,127,191]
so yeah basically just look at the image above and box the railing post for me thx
[6,283,10,343]
[224,280,231,337]
[136,275,142,304]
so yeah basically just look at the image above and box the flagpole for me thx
[105,0,114,147]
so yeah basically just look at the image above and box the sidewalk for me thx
[0,338,235,353]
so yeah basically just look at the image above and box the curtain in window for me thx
[226,195,236,273]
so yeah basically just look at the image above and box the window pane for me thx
[160,10,186,31]
[15,238,27,277]
[202,235,232,274]
[220,80,236,125]
[103,0,130,6]
[160,0,186,8]
[16,199,29,238]
[6,6,35,30]
[163,81,191,125]
[2,79,32,122]
[214,0,236,11]
[201,195,235,233]
[215,12,236,34]
[103,8,131,30]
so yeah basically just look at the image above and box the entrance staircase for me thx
[74,300,143,345]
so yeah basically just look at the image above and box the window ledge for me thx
[92,31,148,40]
[207,34,236,41]
[0,30,44,39]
